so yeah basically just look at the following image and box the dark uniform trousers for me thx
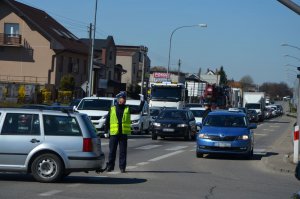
[108,134,128,170]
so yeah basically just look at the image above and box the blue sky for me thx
[17,0,300,86]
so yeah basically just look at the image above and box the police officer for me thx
[202,102,212,121]
[105,91,145,173]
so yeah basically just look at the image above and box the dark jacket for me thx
[105,100,145,134]
[202,108,211,122]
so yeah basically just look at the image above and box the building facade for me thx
[0,0,89,102]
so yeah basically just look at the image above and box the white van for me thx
[126,99,150,134]
[75,97,117,137]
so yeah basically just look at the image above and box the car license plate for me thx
[163,128,174,132]
[215,142,231,147]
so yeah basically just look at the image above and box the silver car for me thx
[0,108,105,183]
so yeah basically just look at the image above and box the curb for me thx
[261,153,295,175]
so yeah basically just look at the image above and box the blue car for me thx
[196,110,256,159]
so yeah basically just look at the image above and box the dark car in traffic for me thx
[247,109,259,123]
[151,109,197,141]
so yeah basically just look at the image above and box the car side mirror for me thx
[196,122,202,128]
[249,123,257,129]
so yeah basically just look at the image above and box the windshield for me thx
[246,103,261,109]
[203,115,247,127]
[127,105,140,113]
[150,108,161,116]
[190,110,205,117]
[77,99,113,111]
[151,86,182,101]
[158,110,187,120]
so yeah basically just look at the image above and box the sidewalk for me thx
[261,113,299,175]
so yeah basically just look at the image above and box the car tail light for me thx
[83,138,93,152]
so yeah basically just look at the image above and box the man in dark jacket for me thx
[105,91,145,173]
[202,103,212,122]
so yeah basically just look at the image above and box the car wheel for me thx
[245,149,254,160]
[296,161,300,181]
[160,136,165,139]
[184,129,192,141]
[31,153,63,183]
[152,133,157,140]
[196,152,203,158]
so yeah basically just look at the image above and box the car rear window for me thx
[1,113,40,135]
[43,115,81,136]
[81,114,97,138]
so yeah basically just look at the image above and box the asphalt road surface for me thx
[0,111,299,199]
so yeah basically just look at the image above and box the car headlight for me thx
[198,133,209,139]
[238,135,249,140]
[131,119,139,124]
[153,122,161,127]
[177,124,188,127]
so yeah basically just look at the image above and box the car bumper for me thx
[152,127,189,137]
[67,153,105,171]
[196,139,252,155]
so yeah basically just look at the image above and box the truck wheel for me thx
[31,153,63,183]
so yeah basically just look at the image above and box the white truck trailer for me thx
[243,92,265,122]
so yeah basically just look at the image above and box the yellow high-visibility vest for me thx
[110,106,131,135]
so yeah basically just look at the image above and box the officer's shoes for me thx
[120,169,126,173]
[107,168,114,172]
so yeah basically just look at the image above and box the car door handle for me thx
[30,138,40,143]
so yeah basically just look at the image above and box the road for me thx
[0,114,299,199]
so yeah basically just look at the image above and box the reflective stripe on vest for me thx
[110,106,131,135]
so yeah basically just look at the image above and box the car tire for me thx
[296,161,300,181]
[245,149,254,160]
[31,153,63,183]
[152,134,157,140]
[184,129,192,141]
[196,152,203,158]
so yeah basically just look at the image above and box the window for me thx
[68,57,73,73]
[4,23,20,36]
[43,115,81,136]
[58,56,64,73]
[108,71,112,80]
[83,60,87,75]
[73,58,79,73]
[1,113,40,135]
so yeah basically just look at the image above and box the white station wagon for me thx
[0,108,105,183]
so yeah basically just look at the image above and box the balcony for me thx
[0,33,22,46]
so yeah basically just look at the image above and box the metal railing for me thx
[0,75,47,84]
[0,33,22,46]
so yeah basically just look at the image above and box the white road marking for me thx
[66,183,81,188]
[136,162,149,166]
[270,125,280,128]
[126,166,138,170]
[254,133,268,136]
[262,129,274,132]
[190,149,195,152]
[166,146,188,151]
[136,145,162,150]
[107,171,120,175]
[148,150,184,162]
[254,148,267,155]
[39,190,62,197]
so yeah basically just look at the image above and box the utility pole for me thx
[88,0,98,97]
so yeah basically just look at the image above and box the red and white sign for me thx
[154,72,170,78]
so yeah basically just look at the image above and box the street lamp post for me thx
[167,24,207,81]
